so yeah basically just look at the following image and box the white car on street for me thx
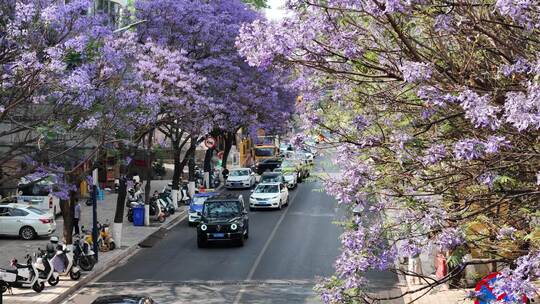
[0,204,56,240]
[249,183,289,210]
[225,168,256,189]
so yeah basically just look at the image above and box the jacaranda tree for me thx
[238,0,540,302]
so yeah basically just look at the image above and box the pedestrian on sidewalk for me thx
[407,252,423,285]
[73,201,81,236]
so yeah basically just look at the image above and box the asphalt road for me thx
[65,159,401,304]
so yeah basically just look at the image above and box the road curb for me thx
[51,209,188,304]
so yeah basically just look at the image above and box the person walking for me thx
[73,201,81,235]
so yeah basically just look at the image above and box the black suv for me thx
[197,194,249,247]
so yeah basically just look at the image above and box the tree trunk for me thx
[222,131,235,170]
[60,192,76,244]
[171,143,181,209]
[113,177,127,247]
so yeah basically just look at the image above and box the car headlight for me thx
[200,224,207,231]
[271,195,280,200]
[230,223,238,230]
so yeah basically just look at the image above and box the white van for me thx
[16,176,62,217]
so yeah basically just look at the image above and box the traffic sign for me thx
[205,136,216,149]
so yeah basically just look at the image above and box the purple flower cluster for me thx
[401,61,433,83]
[453,139,485,160]
[421,144,447,165]
[458,90,501,130]
[435,227,465,251]
[492,252,540,301]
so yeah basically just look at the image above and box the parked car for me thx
[0,204,56,240]
[91,295,156,304]
[196,194,249,247]
[249,182,289,210]
[188,192,218,226]
[225,168,256,189]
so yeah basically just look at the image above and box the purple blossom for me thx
[401,61,432,83]
[492,253,540,301]
[421,144,447,165]
[478,171,497,188]
[352,115,370,131]
[458,90,501,130]
[434,14,454,32]
[435,227,465,251]
[496,226,517,240]
[454,139,485,160]
[485,136,511,153]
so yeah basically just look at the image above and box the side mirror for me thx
[196,211,201,216]
[250,189,254,193]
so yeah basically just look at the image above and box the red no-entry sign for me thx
[205,136,216,149]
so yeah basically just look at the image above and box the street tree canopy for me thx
[238,0,540,303]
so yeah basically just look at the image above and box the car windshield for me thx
[27,206,46,215]
[255,184,279,193]
[192,196,209,205]
[230,170,249,176]
[261,175,281,183]
[254,148,274,157]
[203,201,241,218]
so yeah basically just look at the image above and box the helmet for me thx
[50,236,59,243]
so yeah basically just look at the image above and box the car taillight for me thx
[40,218,52,224]
[49,197,53,208]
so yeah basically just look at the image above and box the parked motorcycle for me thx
[81,222,115,252]
[73,234,96,271]
[47,238,81,280]
[0,254,45,294]
[35,248,60,286]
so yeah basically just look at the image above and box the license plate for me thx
[259,201,268,205]
[213,233,225,238]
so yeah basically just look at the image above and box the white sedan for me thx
[249,183,289,210]
[0,204,56,240]
[225,168,256,189]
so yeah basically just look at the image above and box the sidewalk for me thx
[0,179,187,304]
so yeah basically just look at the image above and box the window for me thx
[254,148,275,157]
[0,207,9,216]
[255,185,279,193]
[27,207,46,215]
[203,201,241,218]
[230,170,249,177]
[10,208,28,216]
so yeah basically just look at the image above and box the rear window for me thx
[27,207,46,215]
[261,175,281,183]
[11,208,29,216]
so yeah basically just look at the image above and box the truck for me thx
[15,176,62,217]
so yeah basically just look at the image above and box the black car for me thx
[197,194,249,247]
[260,172,285,184]
[254,158,282,175]
[91,295,155,304]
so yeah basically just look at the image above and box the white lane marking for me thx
[233,186,302,304]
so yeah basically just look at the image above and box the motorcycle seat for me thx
[3,269,18,274]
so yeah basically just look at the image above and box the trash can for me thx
[133,205,145,226]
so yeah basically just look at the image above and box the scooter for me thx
[0,254,45,293]
[159,192,175,214]
[49,243,81,280]
[149,199,166,223]
[73,234,96,271]
[126,188,144,222]
[35,248,60,286]
[99,221,116,251]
